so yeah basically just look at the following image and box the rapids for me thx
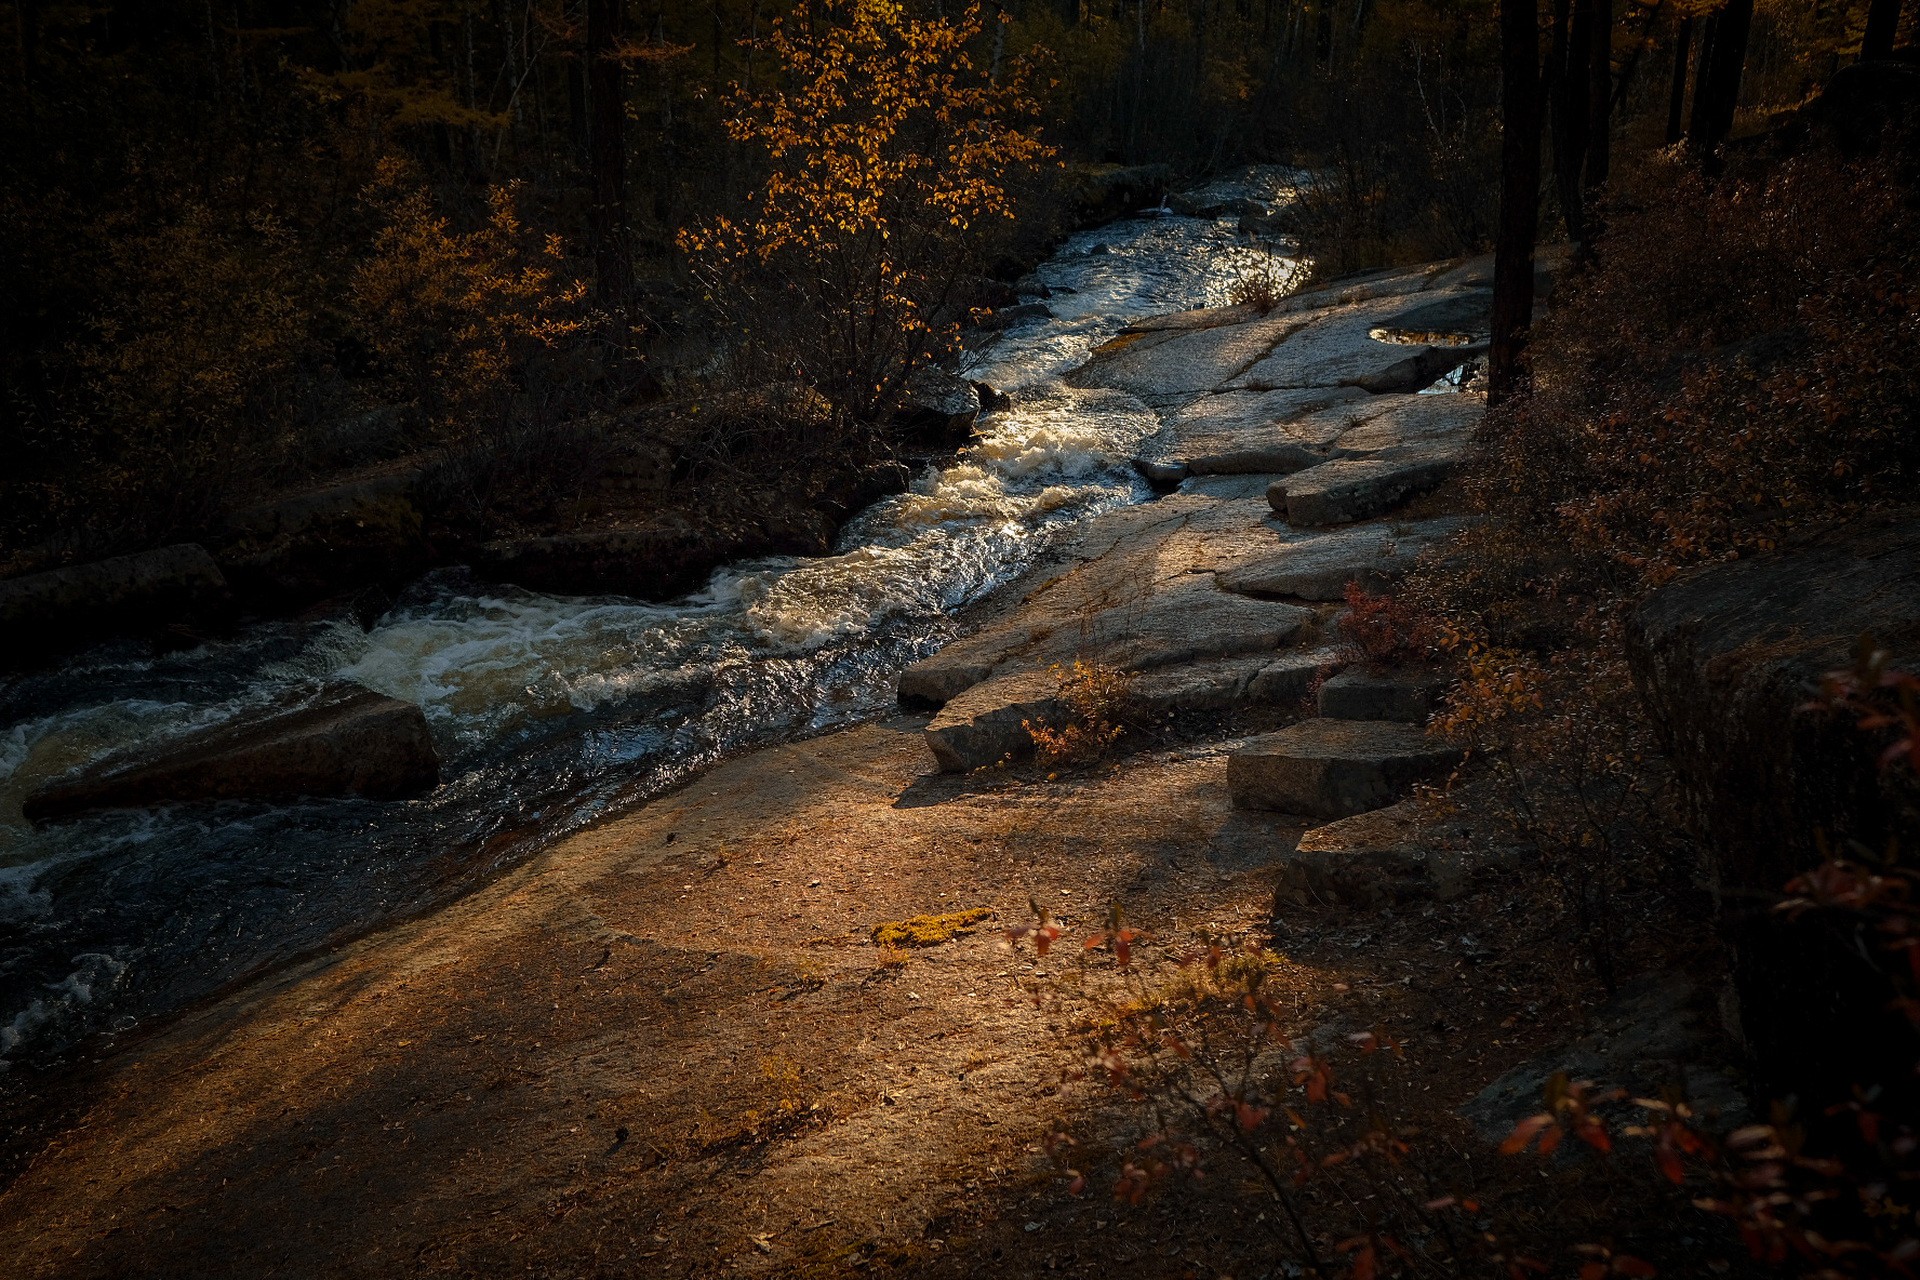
[0,168,1304,1070]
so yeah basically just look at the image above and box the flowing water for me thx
[0,169,1304,1071]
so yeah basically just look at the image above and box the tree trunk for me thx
[587,0,630,303]
[1666,15,1693,144]
[1490,0,1542,405]
[1549,0,1591,248]
[1865,0,1902,60]
[1584,0,1612,190]
[1689,0,1752,167]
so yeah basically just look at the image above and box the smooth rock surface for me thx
[1227,717,1461,817]
[1269,441,1462,526]
[1332,392,1483,455]
[924,669,1063,772]
[24,684,440,822]
[1216,517,1467,601]
[1155,386,1369,474]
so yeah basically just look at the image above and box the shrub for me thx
[677,0,1051,427]
[1336,582,1434,669]
[1024,660,1133,770]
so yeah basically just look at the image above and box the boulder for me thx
[1627,511,1920,1105]
[1065,163,1175,223]
[1228,718,1462,817]
[0,544,229,667]
[897,367,981,442]
[924,668,1063,772]
[24,684,440,822]
[1217,517,1466,601]
[1268,442,1462,527]
[216,467,434,613]
[1316,668,1448,723]
[1273,798,1512,908]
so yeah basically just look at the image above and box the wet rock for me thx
[1216,517,1468,601]
[896,367,981,442]
[1272,798,1513,908]
[1166,192,1226,218]
[1065,162,1174,223]
[1227,718,1462,817]
[1316,668,1449,723]
[1627,511,1920,1105]
[1462,975,1750,1144]
[0,544,229,668]
[1268,441,1463,527]
[24,684,440,822]
[971,381,1014,414]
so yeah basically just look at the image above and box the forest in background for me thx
[0,0,1906,575]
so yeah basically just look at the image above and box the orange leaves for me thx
[677,0,1052,420]
[1499,1073,1624,1159]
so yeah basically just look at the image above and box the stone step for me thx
[1267,441,1461,527]
[1273,798,1507,908]
[923,650,1340,773]
[1315,668,1450,724]
[1216,516,1467,602]
[1227,717,1462,817]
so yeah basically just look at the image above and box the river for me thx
[0,169,1303,1073]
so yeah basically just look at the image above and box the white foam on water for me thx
[0,166,1304,1065]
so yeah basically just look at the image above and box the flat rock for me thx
[1153,387,1370,475]
[1268,441,1463,527]
[1216,517,1467,601]
[23,684,440,822]
[1227,717,1462,817]
[1225,292,1485,394]
[1069,311,1308,406]
[0,544,229,668]
[1367,292,1492,345]
[1273,798,1510,907]
[1316,668,1450,723]
[899,490,1310,710]
[1332,393,1483,455]
[925,649,1342,772]
[924,668,1063,772]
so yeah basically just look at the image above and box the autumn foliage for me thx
[679,0,1052,424]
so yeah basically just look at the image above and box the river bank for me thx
[0,238,1745,1278]
[0,170,1294,1104]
